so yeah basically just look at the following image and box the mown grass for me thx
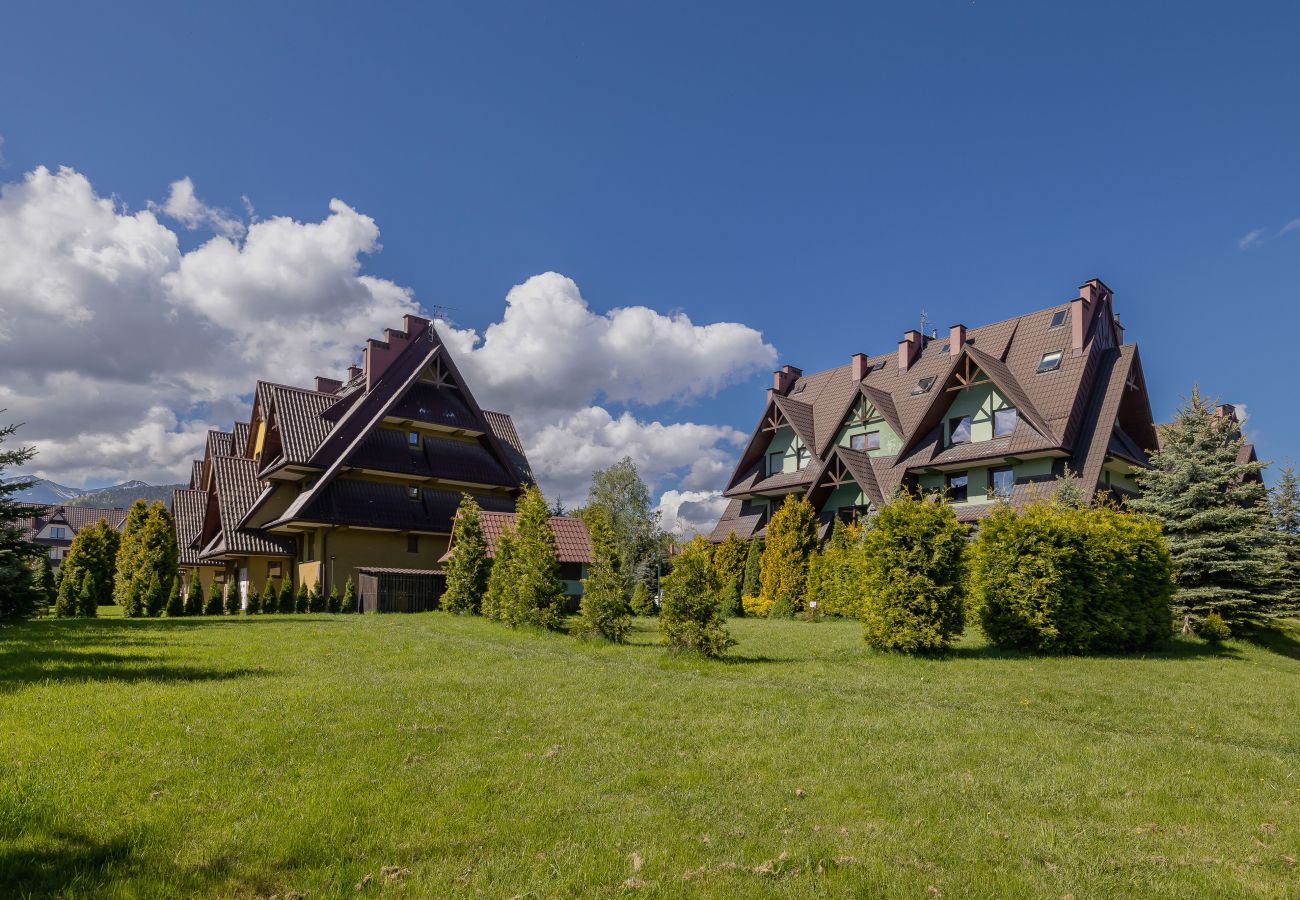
[1,610,1298,898]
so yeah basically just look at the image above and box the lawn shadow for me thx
[948,636,1241,662]
[1236,621,1300,660]
[0,829,134,896]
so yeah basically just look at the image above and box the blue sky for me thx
[1,1,1296,521]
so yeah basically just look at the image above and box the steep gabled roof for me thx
[203,456,293,558]
[270,384,337,465]
[207,429,234,459]
[773,395,816,449]
[232,422,250,458]
[190,460,203,490]
[482,411,533,484]
[805,445,885,510]
[708,498,767,542]
[173,488,218,566]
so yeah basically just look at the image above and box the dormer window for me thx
[949,415,972,445]
[912,376,936,395]
[407,430,420,447]
[796,447,811,470]
[1037,350,1063,373]
[1049,310,1068,329]
[994,407,1018,437]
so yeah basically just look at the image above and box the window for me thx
[838,504,871,524]
[865,431,880,451]
[849,433,865,451]
[407,534,420,553]
[990,466,1015,499]
[407,484,420,500]
[214,572,226,585]
[946,472,969,503]
[912,376,937,395]
[993,407,1018,437]
[796,447,811,470]
[768,452,783,476]
[1037,350,1063,373]
[870,360,887,373]
[48,548,59,560]
[407,430,420,447]
[949,415,972,445]
[268,562,282,578]
[50,526,66,539]
[1049,309,1068,329]
[791,382,806,394]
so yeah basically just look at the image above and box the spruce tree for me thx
[759,496,820,616]
[295,581,309,613]
[659,535,733,657]
[308,580,325,612]
[507,486,566,629]
[1268,464,1300,618]
[0,420,41,620]
[224,579,241,615]
[204,579,225,615]
[443,494,490,613]
[1130,388,1281,626]
[33,554,56,615]
[576,508,631,642]
[78,571,99,618]
[629,581,655,616]
[114,500,151,615]
[164,576,184,617]
[482,527,518,622]
[185,575,205,616]
[327,583,341,613]
[245,580,261,614]
[741,536,762,603]
[341,576,357,613]
[279,577,295,614]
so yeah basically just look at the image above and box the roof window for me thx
[869,360,887,373]
[791,382,806,394]
[1037,350,1063,373]
[1049,310,1068,329]
[912,375,937,395]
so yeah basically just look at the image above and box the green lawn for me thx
[2,611,1298,898]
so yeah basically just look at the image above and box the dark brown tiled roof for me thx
[299,477,516,533]
[271,385,337,465]
[708,498,766,542]
[349,429,514,487]
[482,411,532,484]
[232,421,250,458]
[725,465,816,498]
[61,505,129,532]
[390,383,482,432]
[190,460,203,489]
[173,489,218,566]
[472,511,595,564]
[773,395,817,449]
[206,456,293,557]
[207,430,234,459]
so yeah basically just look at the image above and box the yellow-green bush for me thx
[971,501,1173,652]
[741,594,773,618]
[759,496,819,617]
[807,519,866,618]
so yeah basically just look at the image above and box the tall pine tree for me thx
[443,494,490,614]
[1130,388,1280,626]
[1268,464,1300,618]
[0,420,40,619]
[113,500,151,615]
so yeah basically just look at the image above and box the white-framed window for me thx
[1037,350,1063,373]
[994,407,1018,437]
[990,466,1015,498]
[50,526,66,539]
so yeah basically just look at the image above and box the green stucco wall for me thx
[836,398,901,457]
[917,457,1057,507]
[943,383,1012,446]
[765,426,807,475]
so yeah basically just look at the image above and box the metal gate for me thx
[357,569,443,613]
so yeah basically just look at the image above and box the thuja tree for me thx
[33,554,56,614]
[245,581,261,614]
[308,580,326,612]
[575,507,631,642]
[860,492,967,653]
[1268,465,1300,618]
[629,581,655,616]
[712,532,747,617]
[505,485,566,630]
[741,537,762,602]
[327,584,341,613]
[443,493,489,614]
[185,576,205,616]
[341,576,357,613]
[116,502,178,617]
[54,569,82,617]
[224,580,241,615]
[55,522,118,617]
[0,420,41,619]
[482,527,518,621]
[113,500,151,615]
[204,579,225,615]
[261,576,277,614]
[759,495,819,617]
[807,519,867,618]
[164,576,184,617]
[278,577,295,614]
[295,581,309,614]
[659,535,733,657]
[1130,388,1280,626]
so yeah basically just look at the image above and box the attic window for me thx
[994,407,1018,437]
[1037,350,1063,373]
[912,376,936,395]
[796,447,811,470]
[407,430,420,447]
[1049,310,1068,329]
[940,343,949,353]
[406,485,420,500]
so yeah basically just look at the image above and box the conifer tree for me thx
[185,576,205,616]
[807,518,867,618]
[57,522,117,615]
[741,536,762,603]
[1268,464,1300,618]
[1050,464,1087,509]
[114,500,151,615]
[164,576,184,617]
[204,579,225,615]
[659,535,733,657]
[759,495,820,616]
[224,579,241,615]
[341,576,357,613]
[78,571,99,618]
[295,581,309,613]
[54,568,81,617]
[33,554,56,614]
[443,494,490,613]
[245,581,261,614]
[576,508,632,642]
[584,457,665,597]
[261,576,277,614]
[1130,388,1281,626]
[327,583,340,613]
[506,485,566,629]
[482,527,518,622]
[629,581,655,617]
[308,580,325,612]
[0,420,41,620]
[279,577,295,614]
[712,532,747,616]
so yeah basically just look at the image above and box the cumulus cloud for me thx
[655,489,731,539]
[154,176,246,239]
[0,162,772,527]
[1238,228,1266,250]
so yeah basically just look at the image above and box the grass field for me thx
[2,611,1298,898]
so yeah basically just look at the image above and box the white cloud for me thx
[0,161,772,532]
[154,176,246,239]
[655,489,730,539]
[1280,219,1300,236]
[1238,228,1266,250]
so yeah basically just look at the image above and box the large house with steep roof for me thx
[175,315,537,611]
[18,504,129,568]
[711,278,1166,541]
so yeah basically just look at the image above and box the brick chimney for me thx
[851,352,869,381]
[347,364,362,381]
[1215,403,1238,422]
[1071,278,1112,354]
[314,376,342,394]
[948,324,966,358]
[363,317,432,391]
[898,330,922,371]
[772,364,803,396]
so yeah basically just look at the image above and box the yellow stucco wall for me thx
[324,529,450,592]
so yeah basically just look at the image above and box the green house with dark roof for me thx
[711,278,1172,541]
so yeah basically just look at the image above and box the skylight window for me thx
[912,376,937,395]
[869,360,887,373]
[791,382,806,394]
[1049,310,1068,329]
[1037,351,1063,373]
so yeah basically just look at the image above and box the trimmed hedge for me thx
[971,501,1173,653]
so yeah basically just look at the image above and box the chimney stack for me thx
[898,330,922,371]
[347,364,362,381]
[772,364,803,396]
[314,376,343,394]
[948,324,966,358]
[1071,278,1112,354]
[851,353,869,381]
[363,317,431,391]
[1215,403,1238,423]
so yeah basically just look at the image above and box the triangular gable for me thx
[773,394,816,450]
[1070,345,1143,499]
[824,383,906,457]
[723,396,788,493]
[805,445,885,510]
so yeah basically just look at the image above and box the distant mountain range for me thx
[4,477,185,508]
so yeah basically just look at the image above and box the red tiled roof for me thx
[470,511,594,564]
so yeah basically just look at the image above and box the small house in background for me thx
[18,504,129,569]
[441,511,594,610]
